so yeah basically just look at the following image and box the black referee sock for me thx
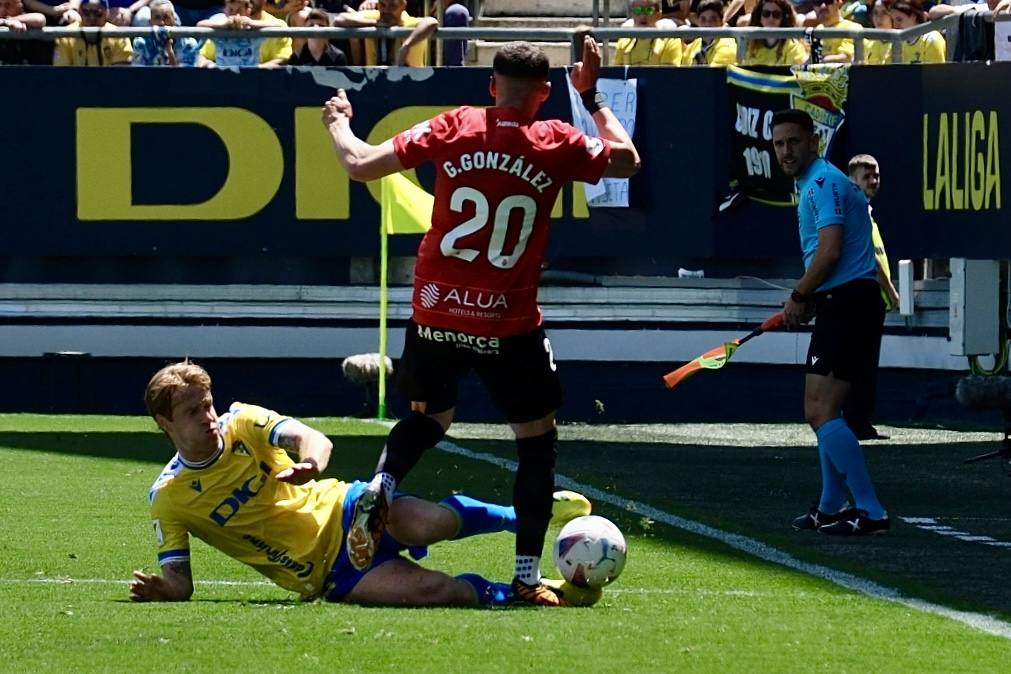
[513,428,558,557]
[376,411,446,484]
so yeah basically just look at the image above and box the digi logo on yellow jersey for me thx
[209,461,271,526]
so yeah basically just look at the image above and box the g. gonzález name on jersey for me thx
[147,402,349,599]
[393,105,611,337]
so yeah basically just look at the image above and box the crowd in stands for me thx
[0,0,468,64]
[614,0,1010,66]
[0,0,1008,66]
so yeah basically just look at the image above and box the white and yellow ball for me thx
[553,515,627,588]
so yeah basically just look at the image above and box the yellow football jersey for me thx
[870,212,895,310]
[743,39,809,66]
[361,10,429,66]
[863,38,891,65]
[900,31,945,64]
[614,35,683,66]
[816,18,862,61]
[148,402,349,599]
[681,37,737,67]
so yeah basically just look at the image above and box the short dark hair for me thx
[493,42,550,80]
[848,153,879,176]
[771,109,814,134]
[890,0,925,20]
[696,0,724,17]
[307,8,331,24]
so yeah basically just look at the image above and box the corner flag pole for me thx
[377,172,433,420]
[377,216,389,420]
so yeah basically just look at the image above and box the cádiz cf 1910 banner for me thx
[726,65,850,207]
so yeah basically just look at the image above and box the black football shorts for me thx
[396,320,563,423]
[806,278,885,383]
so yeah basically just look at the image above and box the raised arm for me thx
[332,9,376,26]
[274,419,334,484]
[322,89,406,182]
[396,15,437,65]
[1,11,46,29]
[129,560,194,602]
[570,36,641,179]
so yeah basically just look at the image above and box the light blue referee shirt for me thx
[796,157,877,293]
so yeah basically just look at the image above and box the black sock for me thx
[513,428,558,557]
[377,411,445,483]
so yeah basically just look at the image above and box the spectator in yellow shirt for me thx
[334,0,437,66]
[813,0,862,62]
[862,0,893,64]
[889,0,945,62]
[199,0,289,67]
[53,0,133,65]
[682,0,737,66]
[250,0,292,62]
[743,0,809,65]
[615,0,682,65]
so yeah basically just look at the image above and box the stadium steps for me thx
[467,16,621,65]
[0,279,950,328]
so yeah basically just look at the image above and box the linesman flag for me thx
[380,172,433,235]
[376,172,433,419]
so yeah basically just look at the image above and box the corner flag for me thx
[380,172,433,235]
[377,173,433,419]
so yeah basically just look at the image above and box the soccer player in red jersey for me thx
[322,37,640,605]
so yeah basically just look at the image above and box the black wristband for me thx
[791,289,809,303]
[580,88,603,114]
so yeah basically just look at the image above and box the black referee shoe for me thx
[791,505,857,531]
[818,511,890,536]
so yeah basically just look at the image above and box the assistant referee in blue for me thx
[772,109,889,536]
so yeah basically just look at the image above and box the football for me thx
[553,515,627,588]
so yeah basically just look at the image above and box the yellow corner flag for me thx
[380,172,433,235]
[376,172,433,419]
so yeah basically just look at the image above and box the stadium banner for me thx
[0,63,1008,283]
[0,65,720,277]
[845,63,1008,258]
[725,65,849,207]
[565,75,638,207]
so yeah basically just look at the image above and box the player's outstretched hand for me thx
[322,89,354,128]
[276,461,320,485]
[569,35,600,94]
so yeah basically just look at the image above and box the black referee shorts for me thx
[396,320,563,423]
[806,278,885,383]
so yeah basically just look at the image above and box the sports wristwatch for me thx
[790,290,809,304]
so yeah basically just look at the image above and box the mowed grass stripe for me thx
[4,415,1011,673]
[427,432,1011,641]
[3,577,869,599]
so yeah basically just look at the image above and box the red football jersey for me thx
[392,105,611,337]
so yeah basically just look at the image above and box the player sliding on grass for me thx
[128,361,591,606]
[322,36,640,606]
[772,110,890,536]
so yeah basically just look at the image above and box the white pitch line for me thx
[3,577,817,598]
[0,577,274,587]
[430,434,1011,640]
[899,516,1011,548]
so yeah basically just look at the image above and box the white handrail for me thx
[0,12,992,65]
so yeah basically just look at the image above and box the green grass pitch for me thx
[2,415,1011,672]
